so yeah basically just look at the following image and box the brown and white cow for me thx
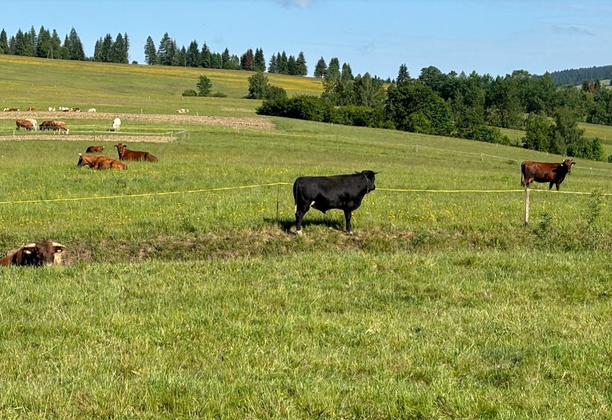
[114,143,158,162]
[40,120,69,134]
[521,159,575,191]
[0,240,66,266]
[15,119,34,131]
[78,153,127,170]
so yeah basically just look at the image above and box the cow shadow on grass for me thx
[264,217,344,234]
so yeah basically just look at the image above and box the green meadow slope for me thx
[2,56,612,419]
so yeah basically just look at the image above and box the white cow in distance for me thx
[111,118,121,132]
[88,108,97,113]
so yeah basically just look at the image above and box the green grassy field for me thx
[2,56,612,419]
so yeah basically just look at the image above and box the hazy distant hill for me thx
[549,65,612,86]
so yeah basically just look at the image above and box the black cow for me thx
[293,170,377,234]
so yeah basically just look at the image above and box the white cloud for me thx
[272,0,316,8]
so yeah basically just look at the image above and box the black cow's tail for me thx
[293,179,300,213]
[520,162,525,187]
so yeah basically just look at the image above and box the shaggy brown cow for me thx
[0,240,66,266]
[78,153,127,170]
[15,119,34,131]
[86,145,105,153]
[114,143,158,162]
[521,159,575,190]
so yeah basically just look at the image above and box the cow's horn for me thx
[79,152,82,156]
[52,242,65,248]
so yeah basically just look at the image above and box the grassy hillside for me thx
[2,57,612,418]
[0,55,323,115]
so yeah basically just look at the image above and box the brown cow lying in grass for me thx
[78,153,128,170]
[114,143,158,162]
[0,240,66,266]
[86,145,105,153]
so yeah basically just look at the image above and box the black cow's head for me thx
[357,170,378,193]
[562,159,575,173]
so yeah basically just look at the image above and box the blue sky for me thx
[3,0,612,79]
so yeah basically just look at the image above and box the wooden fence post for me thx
[524,188,530,226]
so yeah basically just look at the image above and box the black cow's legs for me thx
[344,210,352,232]
[295,205,310,234]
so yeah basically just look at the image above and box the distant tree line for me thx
[258,64,611,161]
[550,65,612,86]
[0,26,85,60]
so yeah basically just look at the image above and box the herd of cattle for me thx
[4,107,96,112]
[15,117,121,133]
[0,113,578,265]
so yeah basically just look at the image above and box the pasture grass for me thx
[3,57,612,418]
[2,251,612,418]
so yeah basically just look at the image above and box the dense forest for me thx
[550,65,612,86]
[257,65,611,162]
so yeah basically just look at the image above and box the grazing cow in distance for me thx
[521,159,575,191]
[114,143,158,162]
[88,108,97,113]
[25,107,36,111]
[4,108,19,112]
[0,240,66,266]
[40,120,69,134]
[26,118,37,130]
[177,108,189,113]
[15,120,34,131]
[71,107,81,112]
[48,107,56,111]
[86,145,105,153]
[111,118,121,132]
[293,170,378,234]
[78,153,127,170]
[59,106,70,112]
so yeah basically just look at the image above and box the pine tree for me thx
[287,55,297,75]
[29,26,37,55]
[221,48,231,69]
[241,48,253,70]
[397,64,410,84]
[50,30,61,57]
[0,29,7,54]
[158,32,174,65]
[123,32,130,62]
[200,43,211,68]
[341,63,353,81]
[314,57,327,78]
[253,48,266,72]
[296,51,307,76]
[268,54,277,73]
[325,57,340,81]
[100,34,113,62]
[68,27,85,60]
[211,52,222,68]
[8,36,15,55]
[144,36,157,65]
[36,26,51,58]
[112,33,127,63]
[186,40,199,67]
[93,38,102,62]
[279,51,288,74]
